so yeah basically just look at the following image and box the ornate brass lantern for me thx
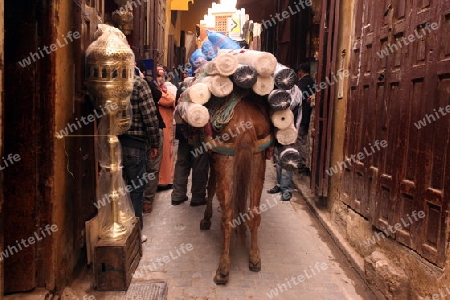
[112,10,134,36]
[85,24,136,241]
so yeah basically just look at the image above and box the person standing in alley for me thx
[267,84,302,201]
[171,61,209,206]
[119,72,160,243]
[136,62,166,214]
[296,63,316,175]
[156,66,176,190]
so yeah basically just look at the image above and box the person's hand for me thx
[150,148,158,159]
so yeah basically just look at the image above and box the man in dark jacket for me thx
[296,62,316,174]
[119,74,160,242]
[142,73,166,214]
[170,78,209,206]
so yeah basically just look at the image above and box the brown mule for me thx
[200,93,273,285]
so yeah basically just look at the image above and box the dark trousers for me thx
[122,145,147,229]
[171,137,209,203]
[276,164,293,192]
[144,129,163,203]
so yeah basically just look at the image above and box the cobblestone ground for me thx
[129,162,376,300]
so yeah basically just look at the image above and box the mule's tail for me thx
[231,129,254,241]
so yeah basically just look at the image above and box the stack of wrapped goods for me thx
[175,31,301,171]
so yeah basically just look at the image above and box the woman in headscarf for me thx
[156,66,175,189]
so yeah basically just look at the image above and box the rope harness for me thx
[207,92,242,132]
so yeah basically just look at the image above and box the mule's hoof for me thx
[249,260,261,272]
[214,271,229,285]
[200,219,211,230]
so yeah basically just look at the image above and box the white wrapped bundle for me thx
[209,75,234,97]
[274,64,298,90]
[203,61,220,76]
[188,82,211,105]
[253,75,275,96]
[278,146,301,172]
[179,82,210,105]
[182,76,195,88]
[232,64,258,89]
[268,89,291,111]
[198,75,212,85]
[217,49,277,77]
[271,108,294,130]
[176,102,210,127]
[180,82,211,105]
[213,52,239,76]
[276,124,298,145]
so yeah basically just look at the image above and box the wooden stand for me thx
[93,218,142,291]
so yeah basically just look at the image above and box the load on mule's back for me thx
[200,91,274,284]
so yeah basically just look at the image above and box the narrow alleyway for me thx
[64,163,377,300]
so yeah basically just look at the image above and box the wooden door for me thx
[344,0,449,267]
[4,0,41,292]
[312,0,340,198]
[156,0,166,64]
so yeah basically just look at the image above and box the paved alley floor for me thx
[69,162,376,300]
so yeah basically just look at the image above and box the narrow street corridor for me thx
[2,1,450,299]
[66,164,377,300]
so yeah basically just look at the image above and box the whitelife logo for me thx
[133,243,193,278]
[266,262,328,298]
[326,140,388,176]
[56,102,118,139]
[420,284,450,300]
[228,195,279,228]
[362,210,425,248]
[18,31,81,67]
[261,0,313,29]
[0,224,58,261]
[94,171,156,209]
[376,22,439,58]
[0,153,21,170]
[413,104,450,129]
[190,121,254,157]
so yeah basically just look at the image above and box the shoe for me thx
[141,234,147,243]
[281,191,292,201]
[267,186,281,194]
[171,196,188,206]
[143,201,153,214]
